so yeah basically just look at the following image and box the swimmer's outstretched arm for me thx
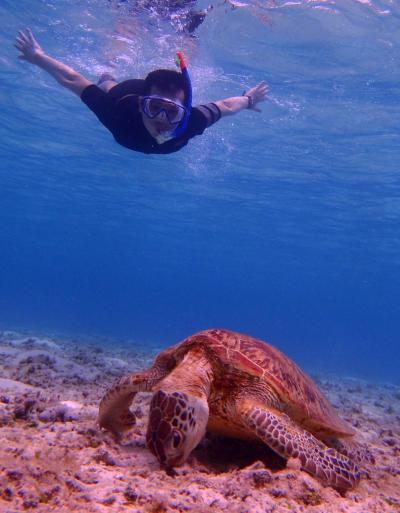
[215,82,269,117]
[14,29,92,97]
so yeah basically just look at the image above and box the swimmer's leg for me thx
[97,73,118,92]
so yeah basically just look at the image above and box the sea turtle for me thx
[99,329,370,490]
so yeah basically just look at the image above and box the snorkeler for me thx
[110,0,213,34]
[14,29,268,155]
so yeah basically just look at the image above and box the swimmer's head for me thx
[143,69,189,104]
[140,63,192,144]
[140,69,190,142]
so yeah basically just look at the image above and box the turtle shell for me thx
[154,329,355,438]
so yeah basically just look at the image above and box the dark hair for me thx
[143,69,187,101]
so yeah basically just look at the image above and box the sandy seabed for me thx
[0,331,399,513]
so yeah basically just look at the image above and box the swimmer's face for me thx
[141,86,186,138]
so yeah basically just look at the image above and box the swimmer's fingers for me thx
[14,35,30,59]
[26,28,42,50]
[14,38,25,49]
[15,32,31,55]
[16,29,40,49]
[248,81,268,91]
[255,81,269,97]
[26,28,36,43]
[254,82,269,104]
[245,81,269,101]
[257,81,268,88]
[244,81,269,112]
[14,41,28,59]
[18,30,30,44]
[15,28,44,63]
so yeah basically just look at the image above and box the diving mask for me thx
[141,96,187,126]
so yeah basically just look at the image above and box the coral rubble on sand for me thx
[0,332,399,513]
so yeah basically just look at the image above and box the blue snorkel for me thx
[173,51,192,138]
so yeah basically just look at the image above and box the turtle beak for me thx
[162,464,179,477]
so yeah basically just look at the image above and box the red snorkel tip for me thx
[175,51,187,71]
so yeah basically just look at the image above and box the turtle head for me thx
[146,390,209,468]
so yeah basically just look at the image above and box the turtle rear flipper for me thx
[238,400,361,490]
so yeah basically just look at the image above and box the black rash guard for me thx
[81,80,221,155]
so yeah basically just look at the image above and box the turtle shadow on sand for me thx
[192,434,286,474]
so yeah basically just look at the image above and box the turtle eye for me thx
[172,431,182,448]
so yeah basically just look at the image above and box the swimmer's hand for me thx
[14,28,92,96]
[14,29,45,64]
[243,81,269,113]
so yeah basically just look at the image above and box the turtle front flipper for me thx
[99,368,165,437]
[238,401,361,490]
[324,437,375,465]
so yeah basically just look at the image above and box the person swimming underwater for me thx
[14,28,268,155]
[109,0,213,34]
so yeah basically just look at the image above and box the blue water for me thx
[1,0,399,382]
